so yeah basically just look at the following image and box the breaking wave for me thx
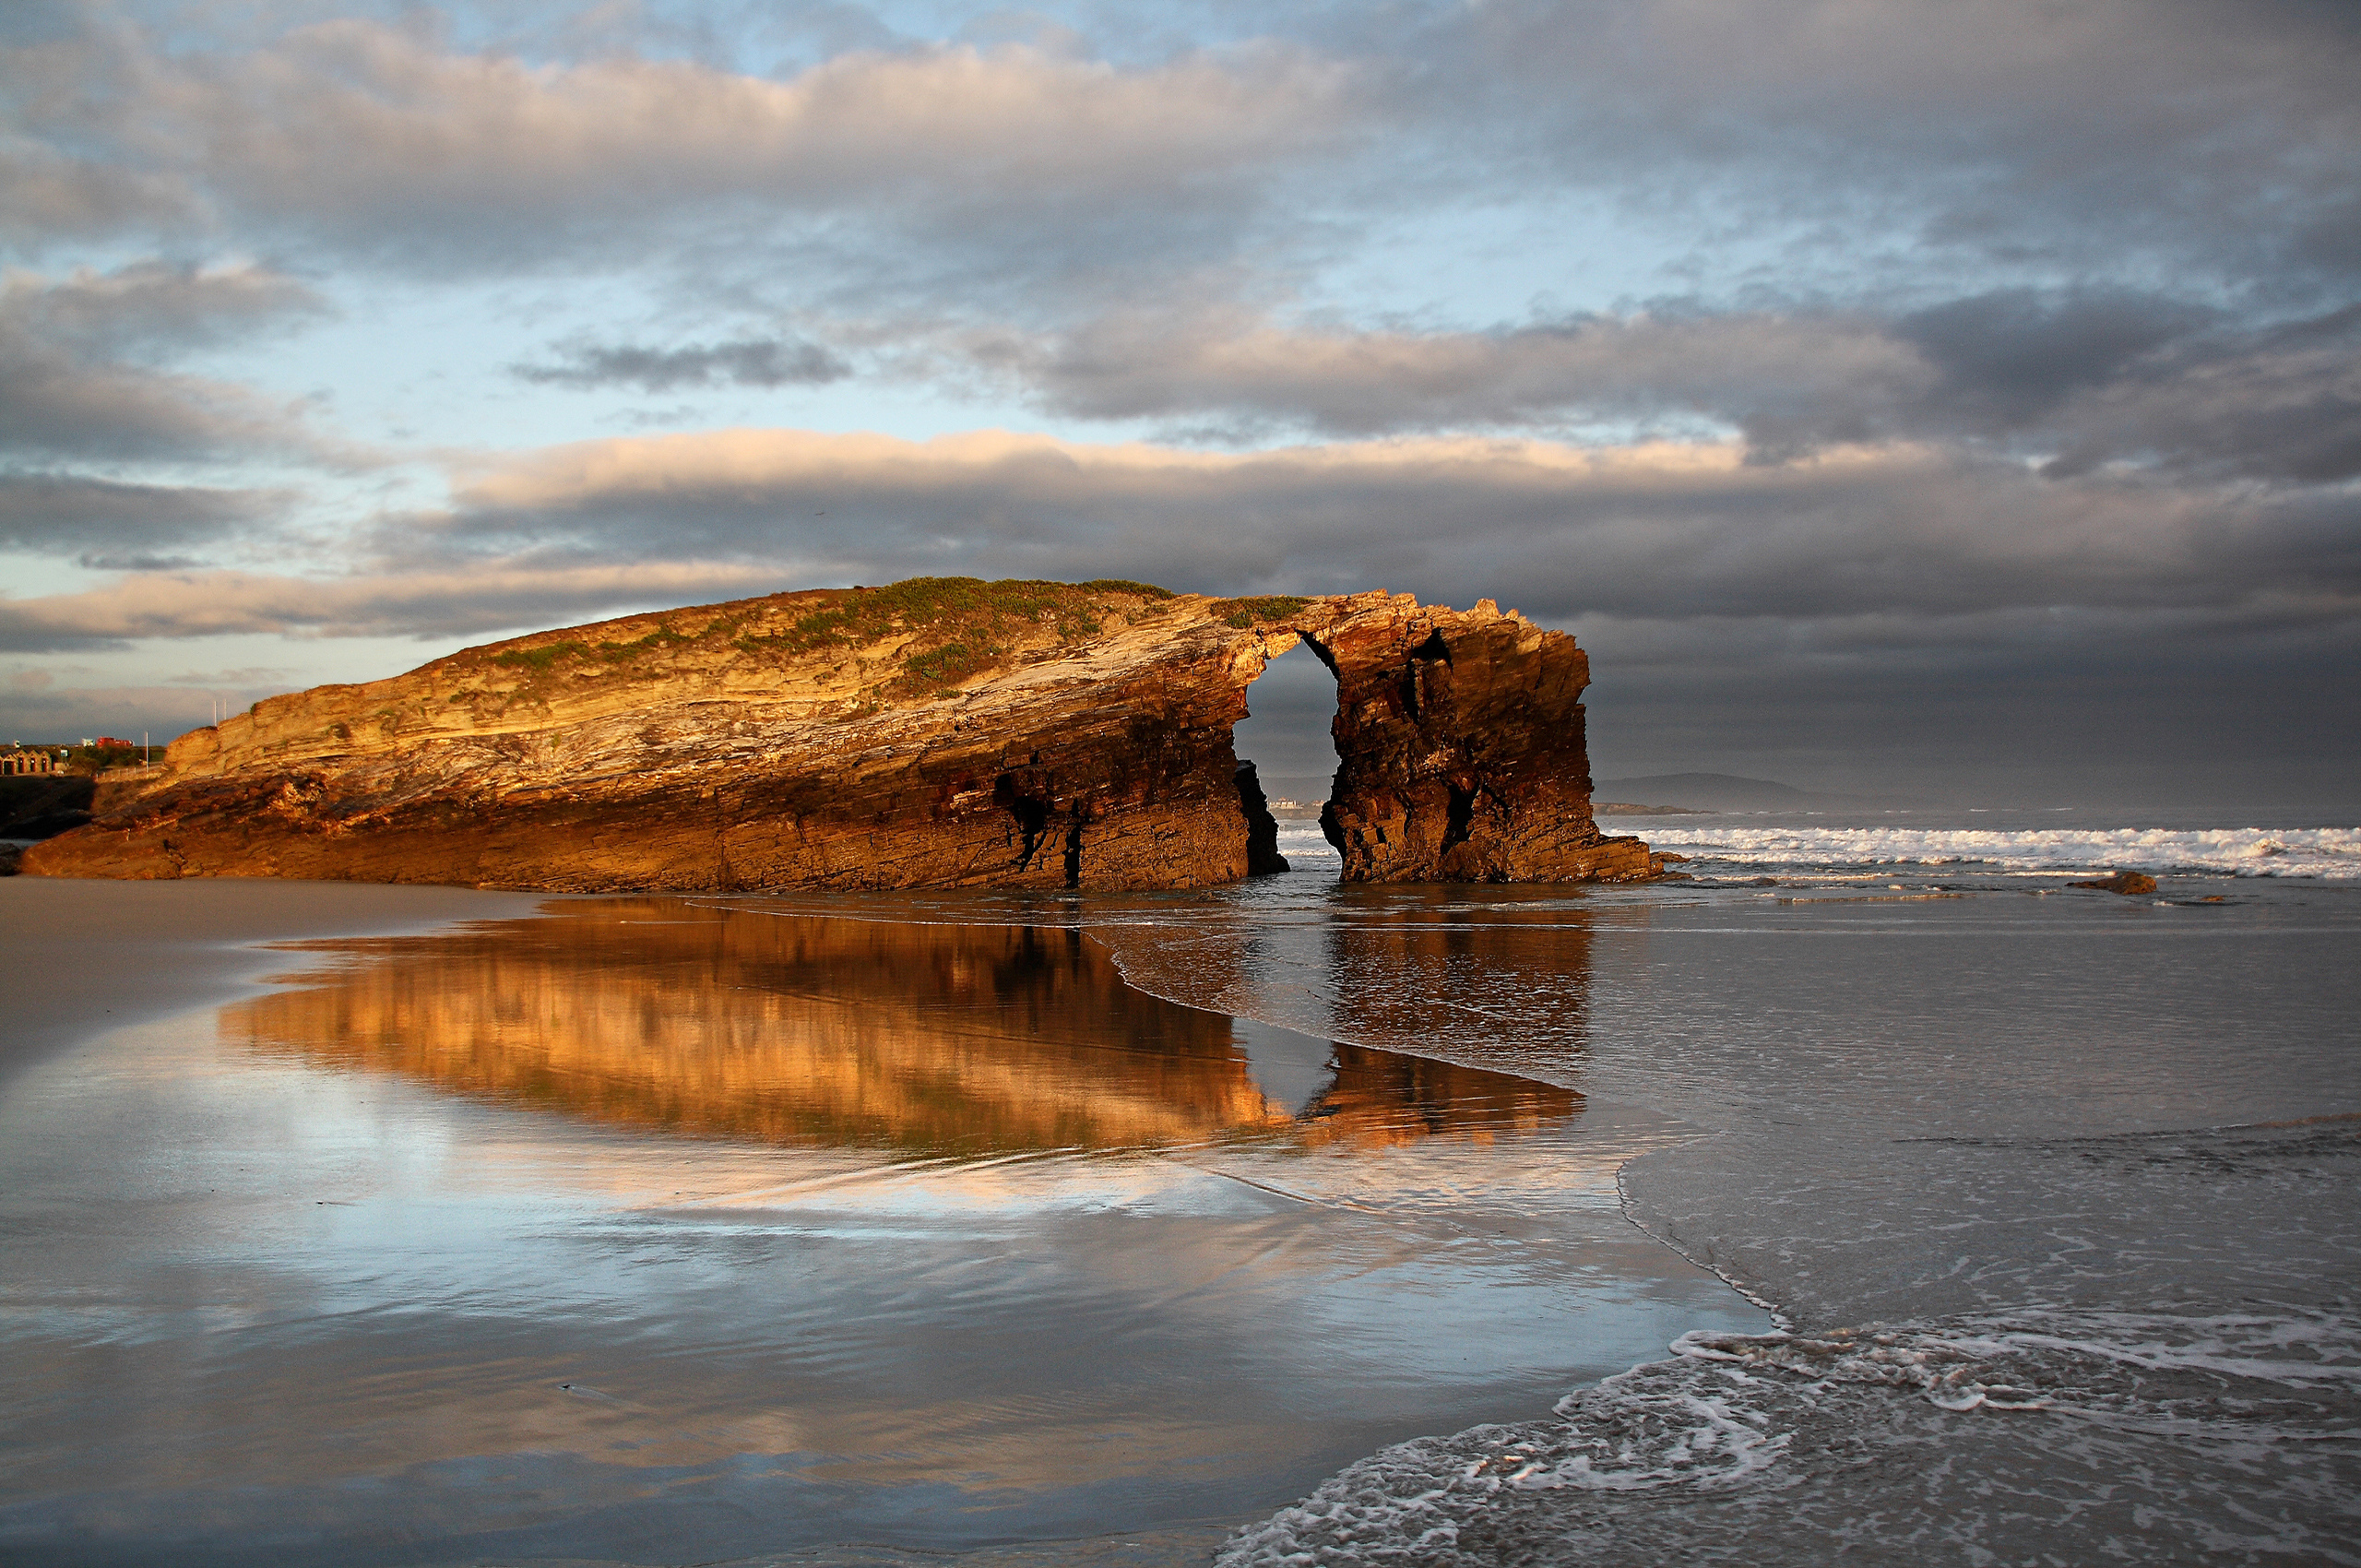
[1218,1307,2361,1565]
[1645,824,2361,880]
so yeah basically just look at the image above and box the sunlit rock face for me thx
[24,577,1662,889]
[221,901,1578,1154]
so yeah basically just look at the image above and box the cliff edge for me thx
[21,577,1662,891]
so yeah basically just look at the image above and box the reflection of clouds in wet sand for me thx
[221,900,1576,1157]
[0,885,1761,1565]
[1059,882,1607,1090]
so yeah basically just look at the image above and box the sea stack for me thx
[20,577,1663,892]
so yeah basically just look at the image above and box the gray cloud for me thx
[0,261,329,463]
[7,427,2341,651]
[1002,305,1923,437]
[427,429,2358,626]
[2029,304,2361,482]
[0,559,787,652]
[4,1,2349,339]
[2,17,1360,278]
[970,291,2361,486]
[514,337,851,392]
[1892,290,2213,429]
[0,471,282,554]
[1403,0,2361,297]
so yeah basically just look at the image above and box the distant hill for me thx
[1593,772,1857,812]
[1254,774,1335,806]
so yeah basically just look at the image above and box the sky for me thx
[2,0,2355,807]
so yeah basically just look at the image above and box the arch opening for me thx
[1231,640,1343,879]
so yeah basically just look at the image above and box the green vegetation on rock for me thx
[454,576,1180,706]
[1213,595,1312,629]
[735,576,1176,698]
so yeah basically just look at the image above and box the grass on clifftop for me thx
[465,576,1180,705]
[1211,595,1312,629]
[735,577,1175,697]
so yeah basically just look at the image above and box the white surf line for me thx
[1611,1133,1795,1333]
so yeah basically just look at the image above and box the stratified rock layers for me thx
[23,580,1660,891]
[1308,595,1655,884]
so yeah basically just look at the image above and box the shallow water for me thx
[6,824,2356,1566]
[1143,866,2361,1565]
[738,858,2361,1562]
[0,898,1760,1567]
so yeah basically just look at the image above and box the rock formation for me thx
[21,577,1663,890]
[2070,870,2159,896]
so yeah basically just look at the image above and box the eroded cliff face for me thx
[22,577,1662,890]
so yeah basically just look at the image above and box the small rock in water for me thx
[2070,870,2159,896]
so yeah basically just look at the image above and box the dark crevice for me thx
[1062,817,1084,887]
[1410,629,1452,665]
[1440,782,1476,855]
[994,773,1052,870]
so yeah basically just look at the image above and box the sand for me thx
[0,876,558,1082]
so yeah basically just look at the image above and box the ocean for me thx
[1,810,2355,1564]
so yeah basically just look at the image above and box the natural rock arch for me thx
[22,580,1664,890]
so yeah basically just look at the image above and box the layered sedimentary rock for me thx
[23,577,1662,890]
[1307,594,1651,882]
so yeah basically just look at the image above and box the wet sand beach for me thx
[0,878,1761,1567]
[6,851,2357,1565]
[0,879,554,1083]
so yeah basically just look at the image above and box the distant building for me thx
[1,748,61,776]
[96,736,134,749]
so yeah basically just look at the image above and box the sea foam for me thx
[1642,824,2360,878]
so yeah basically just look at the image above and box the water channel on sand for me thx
[0,888,1762,1567]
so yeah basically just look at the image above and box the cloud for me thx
[12,425,2344,652]
[441,426,2359,625]
[988,305,1928,442]
[0,261,330,463]
[965,292,2361,484]
[0,470,283,555]
[2029,303,2361,482]
[1410,0,2361,294]
[514,336,851,392]
[4,18,1360,273]
[6,0,2351,335]
[0,671,303,742]
[0,558,789,651]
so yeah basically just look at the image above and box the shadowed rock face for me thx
[1306,595,1652,884]
[22,578,1661,890]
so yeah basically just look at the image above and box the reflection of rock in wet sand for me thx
[222,900,1577,1155]
[1304,1046,1579,1148]
[1319,892,1597,1073]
